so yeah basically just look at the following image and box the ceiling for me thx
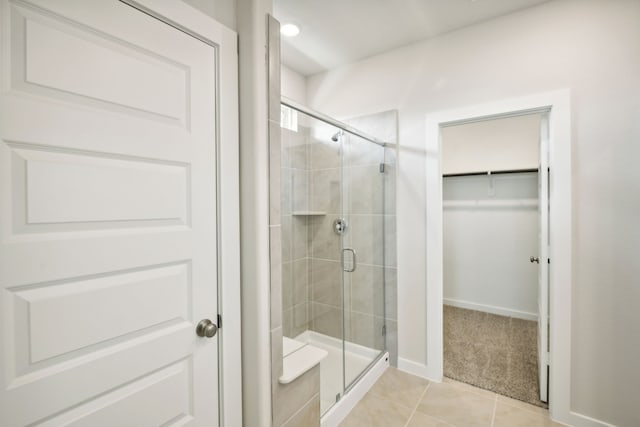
[274,0,551,76]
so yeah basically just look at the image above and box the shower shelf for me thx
[291,211,326,216]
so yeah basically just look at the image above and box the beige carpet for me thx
[443,305,548,408]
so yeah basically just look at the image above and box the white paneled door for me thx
[0,1,222,425]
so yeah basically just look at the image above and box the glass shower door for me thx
[280,103,388,416]
[340,132,386,391]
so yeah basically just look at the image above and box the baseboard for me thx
[444,298,537,321]
[551,410,619,427]
[397,357,442,383]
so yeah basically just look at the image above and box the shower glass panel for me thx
[280,104,386,416]
[340,132,386,392]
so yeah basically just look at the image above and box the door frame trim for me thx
[119,2,241,426]
[424,90,577,425]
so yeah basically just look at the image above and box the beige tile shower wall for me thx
[282,126,311,338]
[341,141,386,353]
[307,130,344,342]
[345,111,398,366]
[274,365,321,427]
[304,110,398,365]
[344,143,394,358]
[280,108,399,365]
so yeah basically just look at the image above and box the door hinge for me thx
[379,163,385,173]
[217,314,222,329]
[548,258,550,264]
[382,324,387,336]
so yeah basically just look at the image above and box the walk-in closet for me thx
[442,113,549,408]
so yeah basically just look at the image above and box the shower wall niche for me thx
[280,105,397,416]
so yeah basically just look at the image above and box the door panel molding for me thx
[0,1,240,425]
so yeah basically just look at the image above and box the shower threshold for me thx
[293,330,389,427]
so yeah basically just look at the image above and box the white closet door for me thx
[0,1,221,425]
[538,115,550,403]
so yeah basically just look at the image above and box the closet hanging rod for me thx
[443,168,538,178]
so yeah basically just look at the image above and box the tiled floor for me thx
[339,368,564,427]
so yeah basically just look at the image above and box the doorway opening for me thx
[440,113,548,407]
[424,90,572,423]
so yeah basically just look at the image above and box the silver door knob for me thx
[530,256,540,264]
[196,319,218,338]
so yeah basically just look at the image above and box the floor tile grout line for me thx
[403,382,430,427]
[446,375,548,415]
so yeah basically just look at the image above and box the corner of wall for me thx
[237,0,274,425]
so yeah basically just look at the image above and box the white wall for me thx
[443,173,539,320]
[306,1,640,426]
[442,116,540,320]
[281,65,307,104]
[441,114,540,174]
[180,0,236,30]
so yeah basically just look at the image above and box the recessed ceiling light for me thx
[281,23,300,37]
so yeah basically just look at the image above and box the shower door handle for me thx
[342,248,357,272]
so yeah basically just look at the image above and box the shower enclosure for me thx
[280,101,390,416]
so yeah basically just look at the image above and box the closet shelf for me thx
[292,211,326,216]
[443,199,538,208]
